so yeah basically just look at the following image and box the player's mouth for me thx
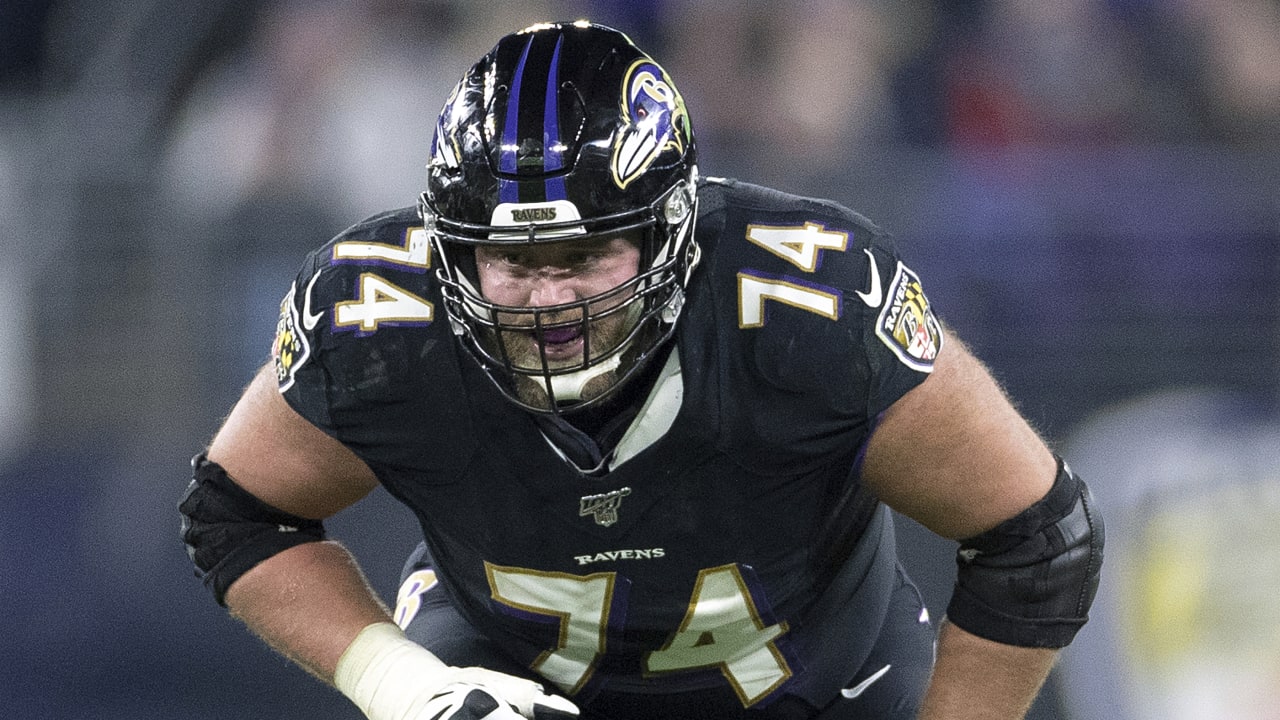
[534,325,585,360]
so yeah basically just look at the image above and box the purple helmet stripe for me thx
[543,35,567,201]
[498,35,534,204]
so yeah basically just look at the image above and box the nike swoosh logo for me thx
[855,249,882,308]
[841,664,891,700]
[301,270,324,330]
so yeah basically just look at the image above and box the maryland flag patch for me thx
[876,262,942,372]
[272,280,311,391]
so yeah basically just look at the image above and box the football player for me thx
[181,21,1103,720]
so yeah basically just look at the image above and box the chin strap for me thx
[548,353,622,402]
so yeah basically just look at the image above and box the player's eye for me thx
[562,251,598,267]
[481,248,527,268]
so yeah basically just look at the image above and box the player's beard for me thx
[494,304,639,411]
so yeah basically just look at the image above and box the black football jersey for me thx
[273,178,943,709]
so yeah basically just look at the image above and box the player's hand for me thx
[419,680,578,720]
[421,665,579,720]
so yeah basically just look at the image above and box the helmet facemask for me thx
[425,178,697,415]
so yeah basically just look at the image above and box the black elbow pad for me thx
[178,453,326,606]
[946,458,1104,648]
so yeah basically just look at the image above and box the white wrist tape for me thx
[334,622,451,720]
[333,621,578,720]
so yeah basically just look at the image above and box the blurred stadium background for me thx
[1,1,1277,718]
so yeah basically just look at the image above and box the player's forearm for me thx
[224,539,394,683]
[917,619,1057,720]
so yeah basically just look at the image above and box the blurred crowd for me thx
[156,0,1280,226]
[1,1,1278,719]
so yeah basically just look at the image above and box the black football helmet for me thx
[421,21,699,414]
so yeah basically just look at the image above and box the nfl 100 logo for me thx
[579,487,632,527]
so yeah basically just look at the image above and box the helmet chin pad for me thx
[548,354,623,402]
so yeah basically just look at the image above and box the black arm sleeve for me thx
[178,454,327,606]
[945,458,1105,648]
